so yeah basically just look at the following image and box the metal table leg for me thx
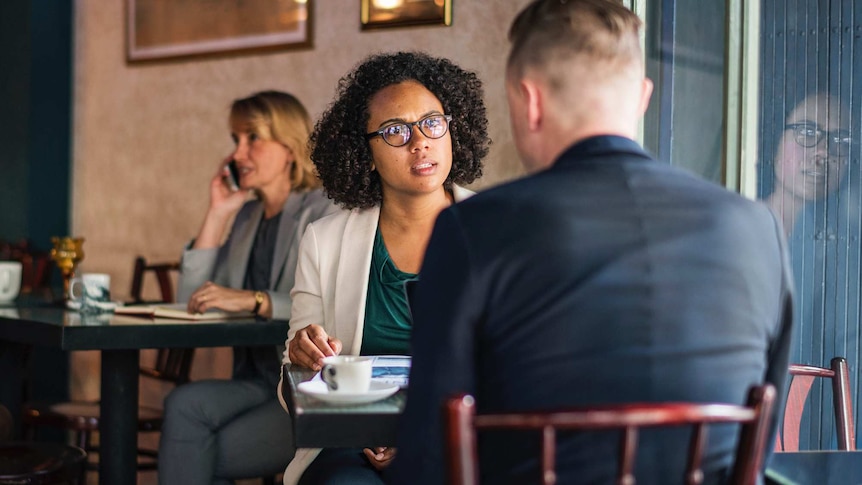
[100,349,139,485]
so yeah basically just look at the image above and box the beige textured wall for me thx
[73,0,531,293]
[71,1,531,479]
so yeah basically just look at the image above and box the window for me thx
[640,0,861,449]
[759,0,861,449]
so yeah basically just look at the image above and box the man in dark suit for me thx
[387,0,793,484]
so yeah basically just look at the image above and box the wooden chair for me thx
[22,256,193,481]
[445,385,776,485]
[0,239,54,298]
[0,404,87,485]
[775,357,855,451]
[129,256,180,303]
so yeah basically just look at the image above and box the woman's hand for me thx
[287,324,342,370]
[187,281,254,314]
[207,157,249,218]
[363,447,396,470]
[192,158,250,250]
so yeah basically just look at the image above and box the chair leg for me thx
[77,430,90,485]
[23,422,35,441]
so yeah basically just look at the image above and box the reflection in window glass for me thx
[643,0,726,182]
[759,0,861,450]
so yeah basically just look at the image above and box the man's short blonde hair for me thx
[508,0,643,93]
[230,91,321,191]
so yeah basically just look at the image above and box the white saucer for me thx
[297,380,400,404]
[66,300,120,312]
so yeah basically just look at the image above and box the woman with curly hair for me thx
[278,51,490,484]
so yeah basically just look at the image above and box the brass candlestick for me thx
[50,236,85,300]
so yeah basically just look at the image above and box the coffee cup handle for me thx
[68,278,84,301]
[321,365,338,391]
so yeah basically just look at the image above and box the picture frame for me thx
[127,0,312,62]
[361,0,452,30]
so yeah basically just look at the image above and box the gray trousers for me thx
[158,379,295,485]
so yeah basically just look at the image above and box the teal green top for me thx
[360,228,418,355]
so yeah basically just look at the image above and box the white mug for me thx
[0,261,22,303]
[69,273,111,312]
[321,356,372,394]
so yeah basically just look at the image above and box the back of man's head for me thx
[508,0,643,85]
[507,0,648,143]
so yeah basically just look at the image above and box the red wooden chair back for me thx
[445,385,776,485]
[775,357,855,451]
[0,239,54,298]
[129,256,180,303]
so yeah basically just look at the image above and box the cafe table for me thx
[766,450,862,485]
[0,303,288,485]
[282,364,405,448]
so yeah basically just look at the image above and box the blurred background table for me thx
[0,302,288,485]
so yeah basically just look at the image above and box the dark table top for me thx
[767,450,862,485]
[283,364,406,448]
[0,301,289,350]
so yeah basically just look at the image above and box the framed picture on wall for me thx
[127,0,312,61]
[361,0,452,30]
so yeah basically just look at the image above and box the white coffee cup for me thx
[69,273,111,312]
[0,261,22,303]
[321,356,373,394]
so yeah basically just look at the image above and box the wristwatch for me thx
[253,291,265,315]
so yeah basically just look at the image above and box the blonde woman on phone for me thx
[159,91,337,485]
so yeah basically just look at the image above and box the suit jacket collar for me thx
[226,193,305,291]
[553,135,652,168]
[337,207,380,355]
[272,192,307,288]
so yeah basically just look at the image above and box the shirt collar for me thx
[553,135,652,167]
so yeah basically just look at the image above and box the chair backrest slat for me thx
[445,385,776,485]
[777,357,855,452]
[685,424,707,485]
[542,426,556,485]
[618,426,637,485]
[130,256,179,304]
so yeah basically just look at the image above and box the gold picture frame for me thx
[361,0,452,30]
[127,0,312,62]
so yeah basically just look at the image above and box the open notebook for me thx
[370,355,411,387]
[114,303,254,321]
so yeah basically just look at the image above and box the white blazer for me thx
[278,185,474,485]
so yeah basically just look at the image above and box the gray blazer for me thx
[177,189,338,319]
[177,189,338,385]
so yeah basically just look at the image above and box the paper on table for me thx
[370,355,411,388]
[114,303,254,321]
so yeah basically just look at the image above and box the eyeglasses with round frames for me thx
[366,114,453,148]
[785,123,853,158]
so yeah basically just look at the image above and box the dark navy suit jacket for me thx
[387,136,793,485]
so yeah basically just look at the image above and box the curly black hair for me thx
[310,51,490,209]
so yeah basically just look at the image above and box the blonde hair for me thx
[508,0,643,94]
[229,91,321,191]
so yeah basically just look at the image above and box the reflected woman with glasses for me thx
[764,92,852,234]
[278,51,489,484]
[760,91,854,449]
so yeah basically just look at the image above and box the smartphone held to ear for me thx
[225,160,241,192]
